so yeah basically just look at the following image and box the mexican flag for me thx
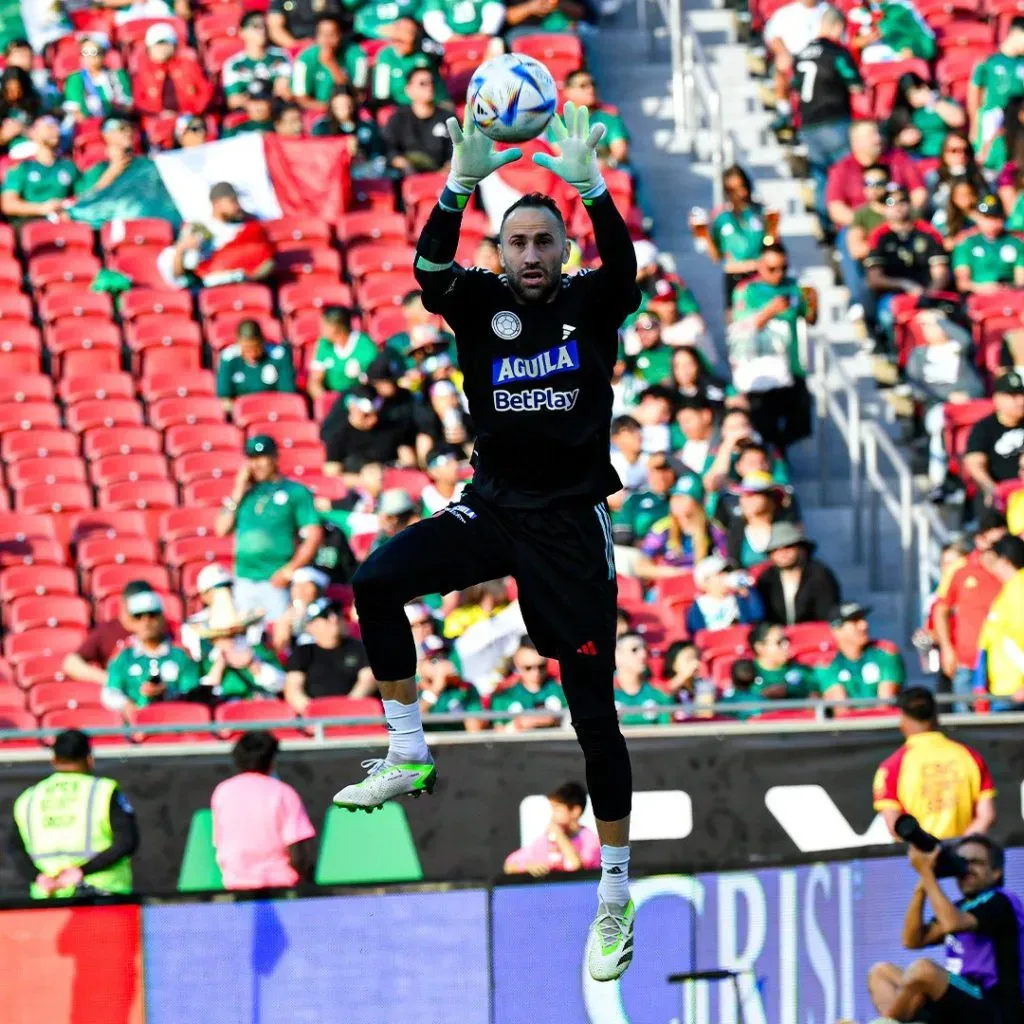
[70,132,351,231]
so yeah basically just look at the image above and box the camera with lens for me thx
[895,813,970,878]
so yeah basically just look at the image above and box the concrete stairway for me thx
[587,0,919,660]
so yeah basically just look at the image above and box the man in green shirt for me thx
[421,0,505,41]
[952,194,1024,293]
[102,591,200,716]
[849,0,935,64]
[73,118,138,197]
[222,12,293,109]
[223,80,276,137]
[552,70,630,166]
[417,635,484,732]
[628,312,674,386]
[614,633,675,725]
[968,19,1024,171]
[1,115,78,223]
[490,639,568,730]
[347,0,421,40]
[306,306,379,400]
[612,453,677,543]
[370,18,449,106]
[815,602,905,708]
[292,15,368,112]
[216,434,324,622]
[217,319,297,415]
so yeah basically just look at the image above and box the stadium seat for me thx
[231,393,308,427]
[345,242,416,281]
[752,709,818,722]
[60,347,123,378]
[0,373,54,404]
[0,710,42,747]
[0,402,61,434]
[159,507,222,543]
[27,681,103,715]
[265,216,333,247]
[119,288,193,323]
[358,274,418,311]
[98,480,178,514]
[8,595,89,640]
[16,482,93,516]
[29,253,102,293]
[5,627,88,666]
[278,280,354,318]
[0,682,25,709]
[246,419,321,449]
[8,457,88,490]
[148,396,226,431]
[40,706,125,745]
[126,317,204,365]
[17,653,70,689]
[38,290,113,325]
[305,696,386,738]
[164,535,234,569]
[77,535,159,579]
[100,218,175,255]
[138,344,202,379]
[0,537,67,569]
[69,509,151,544]
[177,809,224,891]
[198,283,274,320]
[511,33,584,83]
[0,513,59,542]
[181,477,235,507]
[214,700,306,740]
[66,399,145,433]
[47,318,122,362]
[90,453,171,487]
[90,563,171,602]
[20,220,94,260]
[275,445,325,477]
[107,248,172,291]
[1,429,78,463]
[274,246,342,279]
[172,450,244,484]
[206,314,283,352]
[0,292,34,322]
[82,425,163,460]
[140,370,216,403]
[133,701,214,744]
[316,804,423,885]
[382,467,430,499]
[163,423,244,458]
[58,373,135,405]
[336,211,408,246]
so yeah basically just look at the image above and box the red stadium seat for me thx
[349,176,397,211]
[198,283,274,320]
[16,482,93,516]
[276,444,325,476]
[20,220,94,260]
[0,402,61,434]
[66,399,145,434]
[215,700,306,740]
[511,33,584,82]
[0,537,67,569]
[8,457,88,490]
[336,211,408,246]
[9,596,91,633]
[159,507,222,543]
[278,280,354,318]
[0,321,42,354]
[358,274,418,311]
[0,683,24,708]
[90,453,170,487]
[148,396,226,431]
[0,513,59,542]
[27,682,101,718]
[345,242,416,280]
[100,218,175,254]
[304,696,385,737]
[60,348,123,378]
[58,373,135,405]
[163,423,244,458]
[172,450,244,485]
[245,419,321,448]
[120,288,193,323]
[115,14,189,47]
[274,245,342,279]
[133,701,215,744]
[126,316,203,355]
[1,429,78,462]
[382,467,430,499]
[6,627,88,666]
[0,292,34,322]
[137,344,202,376]
[231,393,308,427]
[140,370,216,403]
[0,223,15,253]
[944,399,995,479]
[181,477,235,507]
[40,707,125,745]
[82,425,163,460]
[195,4,242,43]
[752,709,818,722]
[90,563,171,602]
[29,253,102,292]
[97,479,178,512]
[0,373,55,404]
[17,654,70,689]
[77,535,159,579]
[164,535,234,569]
[70,511,151,550]
[0,710,41,746]
[47,321,122,369]
[300,474,348,502]
[265,216,333,247]
[206,314,283,352]
[38,290,113,325]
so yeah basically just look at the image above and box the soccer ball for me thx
[467,54,558,144]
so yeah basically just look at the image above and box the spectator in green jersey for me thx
[816,602,905,710]
[73,117,138,197]
[292,15,367,113]
[847,0,935,65]
[707,164,769,305]
[613,633,674,725]
[306,306,378,401]
[952,193,1024,293]
[62,37,133,122]
[887,71,966,160]
[223,80,276,136]
[223,12,292,110]
[217,319,297,415]
[554,69,630,166]
[504,0,589,36]
[490,638,568,731]
[417,635,485,732]
[749,622,815,699]
[370,19,449,107]
[345,0,421,39]
[968,18,1024,172]
[1,115,77,223]
[421,0,505,42]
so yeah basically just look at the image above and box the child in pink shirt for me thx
[211,731,316,890]
[503,781,601,877]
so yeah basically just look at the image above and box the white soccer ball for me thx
[467,53,558,144]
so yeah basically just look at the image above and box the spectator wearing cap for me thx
[614,633,675,725]
[407,602,442,656]
[964,372,1024,505]
[63,581,159,686]
[726,470,787,569]
[73,117,137,197]
[864,184,948,345]
[211,731,316,891]
[421,448,466,515]
[904,309,985,501]
[384,290,455,372]
[371,19,449,104]
[1,116,77,223]
[728,242,812,451]
[816,603,905,709]
[402,325,461,398]
[8,729,139,898]
[873,687,995,840]
[623,312,674,388]
[223,12,292,110]
[102,591,200,717]
[967,18,1024,172]
[952,193,1024,293]
[503,781,601,877]
[686,555,764,634]
[181,563,237,659]
[612,452,678,549]
[756,522,840,625]
[196,587,284,702]
[223,80,276,136]
[490,638,568,731]
[975,534,1024,710]
[216,434,323,622]
[62,37,133,122]
[216,319,297,416]
[134,23,213,116]
[271,565,330,653]
[635,472,722,580]
[292,15,368,114]
[383,66,453,174]
[932,511,1006,709]
[174,114,208,148]
[417,636,484,732]
[371,488,419,552]
[305,306,377,402]
[283,597,375,713]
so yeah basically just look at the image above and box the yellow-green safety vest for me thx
[12,772,133,898]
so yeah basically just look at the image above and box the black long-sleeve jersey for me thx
[413,190,641,508]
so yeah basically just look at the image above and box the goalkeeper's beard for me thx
[506,263,561,304]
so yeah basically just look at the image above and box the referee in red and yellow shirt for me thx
[873,687,996,840]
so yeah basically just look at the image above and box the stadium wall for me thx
[4,721,1024,894]
[4,852,1023,1024]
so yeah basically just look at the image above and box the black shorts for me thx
[918,975,997,1024]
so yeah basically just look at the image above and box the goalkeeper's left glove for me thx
[445,107,522,195]
[532,101,608,200]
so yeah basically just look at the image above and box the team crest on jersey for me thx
[491,311,522,340]
[492,341,580,384]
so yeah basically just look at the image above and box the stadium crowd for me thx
[14,0,1021,747]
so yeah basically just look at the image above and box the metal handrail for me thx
[915,502,954,623]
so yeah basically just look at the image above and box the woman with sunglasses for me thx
[886,72,965,160]
[62,38,133,122]
[929,129,987,215]
[706,164,769,306]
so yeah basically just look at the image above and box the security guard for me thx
[216,318,297,414]
[7,730,138,898]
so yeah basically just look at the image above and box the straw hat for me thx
[195,586,263,640]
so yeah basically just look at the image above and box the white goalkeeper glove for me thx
[532,101,608,199]
[445,108,522,195]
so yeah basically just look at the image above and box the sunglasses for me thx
[864,178,888,187]
[80,47,101,57]
[885,195,909,206]
[520,663,546,672]
[184,121,205,132]
[763,263,787,273]
[132,611,161,620]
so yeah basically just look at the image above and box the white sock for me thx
[597,844,631,906]
[383,700,430,763]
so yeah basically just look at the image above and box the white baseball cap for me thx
[145,23,178,47]
[125,590,164,616]
[196,563,233,595]
[694,554,731,586]
[291,566,330,590]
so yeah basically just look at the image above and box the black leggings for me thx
[352,493,633,822]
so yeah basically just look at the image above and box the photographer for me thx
[869,835,1024,1023]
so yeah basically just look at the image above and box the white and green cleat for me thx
[332,757,437,812]
[586,898,636,981]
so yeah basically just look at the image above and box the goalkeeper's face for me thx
[499,207,571,304]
